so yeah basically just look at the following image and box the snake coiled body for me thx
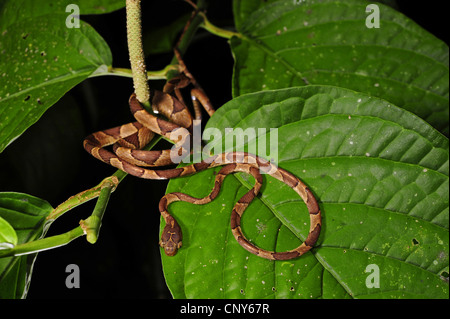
[83,87,321,260]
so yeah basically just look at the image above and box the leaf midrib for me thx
[0,69,93,104]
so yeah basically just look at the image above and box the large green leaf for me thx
[0,9,112,153]
[161,86,449,299]
[0,192,53,299]
[231,0,449,135]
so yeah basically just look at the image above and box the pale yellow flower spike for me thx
[126,0,150,104]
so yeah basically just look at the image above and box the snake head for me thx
[159,217,182,256]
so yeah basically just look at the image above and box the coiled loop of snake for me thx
[84,84,321,260]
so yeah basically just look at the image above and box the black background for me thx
[0,0,447,300]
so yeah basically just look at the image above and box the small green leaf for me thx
[231,0,449,135]
[0,0,125,29]
[0,13,112,153]
[0,192,53,299]
[161,86,448,299]
[0,216,17,247]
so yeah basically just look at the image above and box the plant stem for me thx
[47,176,119,222]
[79,180,114,244]
[198,11,240,39]
[0,227,84,258]
[89,65,177,80]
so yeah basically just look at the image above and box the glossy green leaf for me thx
[0,11,112,153]
[0,192,53,299]
[231,0,449,135]
[233,0,398,30]
[161,86,449,299]
[0,0,125,30]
